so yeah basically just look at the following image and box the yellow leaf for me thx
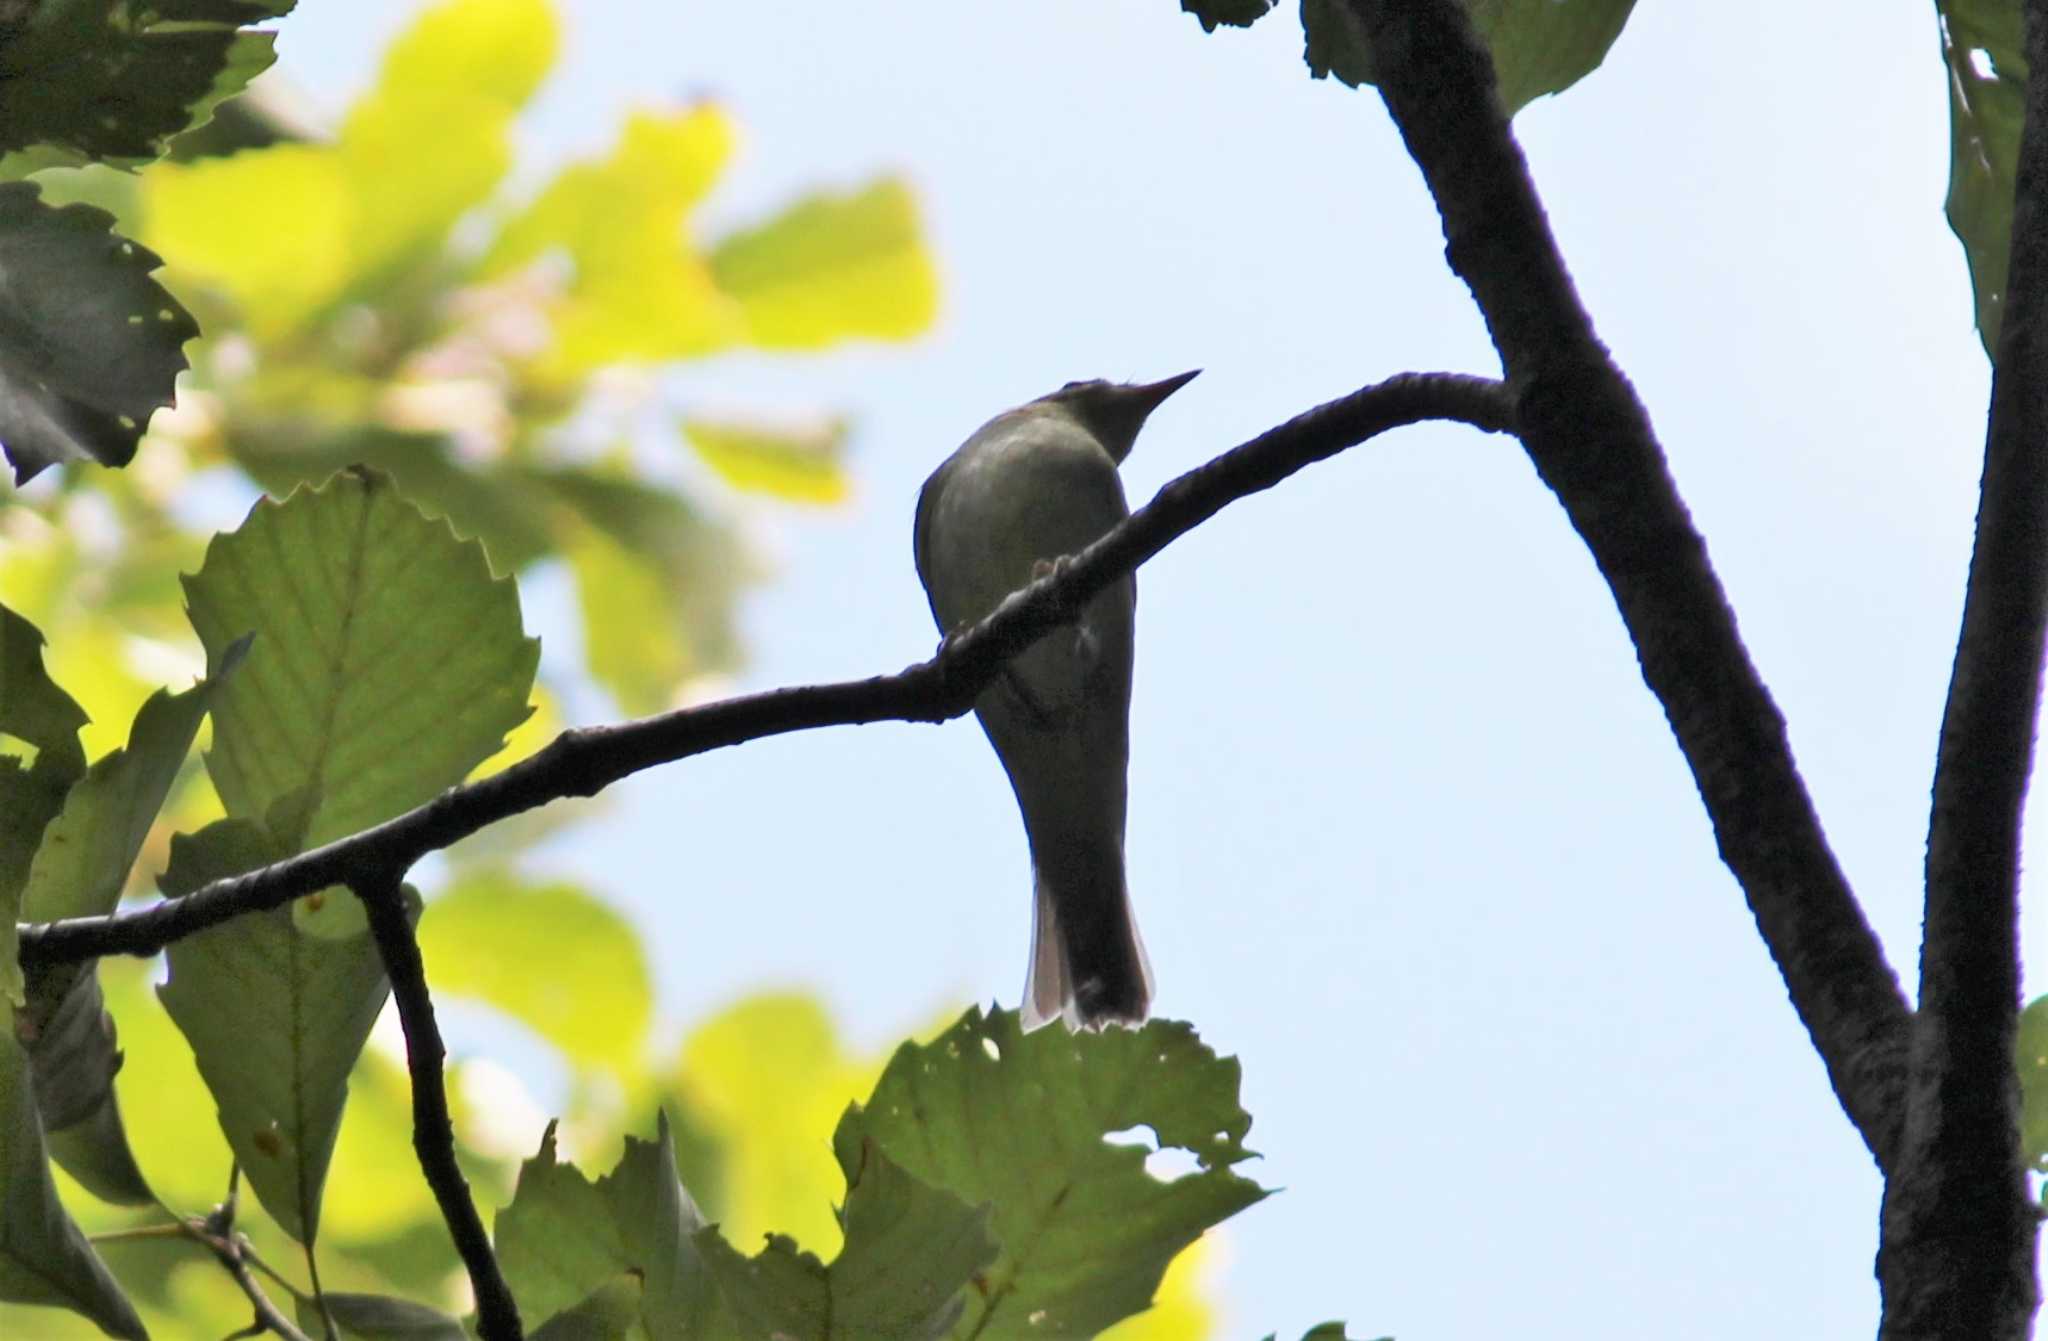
[1099,1235,1221,1341]
[708,176,939,349]
[671,994,881,1256]
[565,521,691,714]
[142,145,355,333]
[418,870,653,1076]
[487,106,742,377]
[380,0,558,109]
[322,1048,442,1242]
[471,681,561,779]
[335,0,559,280]
[141,0,559,331]
[684,416,850,505]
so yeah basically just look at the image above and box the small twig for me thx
[17,372,1512,968]
[352,867,523,1341]
[179,1216,312,1341]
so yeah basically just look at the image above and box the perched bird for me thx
[914,371,1197,1030]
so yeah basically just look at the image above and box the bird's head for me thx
[1036,369,1199,463]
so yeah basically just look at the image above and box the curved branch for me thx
[353,867,523,1341]
[1339,0,1910,1167]
[1880,0,2048,1331]
[17,372,1511,965]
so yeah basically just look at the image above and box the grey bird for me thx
[914,370,1198,1030]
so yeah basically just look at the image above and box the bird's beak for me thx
[1130,369,1201,410]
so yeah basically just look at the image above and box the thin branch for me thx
[352,866,523,1341]
[17,372,1512,967]
[1879,0,2048,1332]
[182,1206,313,1341]
[1338,0,1911,1167]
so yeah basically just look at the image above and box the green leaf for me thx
[1301,0,1637,117]
[0,1018,145,1340]
[155,816,410,1245]
[297,1291,470,1341]
[183,469,538,851]
[0,0,295,172]
[684,417,850,506]
[495,1113,731,1340]
[529,1273,646,1341]
[417,869,652,1075]
[0,183,197,482]
[0,603,87,778]
[0,605,87,940]
[30,971,153,1206]
[708,178,938,350]
[20,636,246,928]
[1181,0,1278,30]
[850,1007,1269,1339]
[547,468,743,713]
[233,430,558,577]
[2021,995,2048,1173]
[697,1131,996,1341]
[8,631,243,1131]
[1938,0,2027,356]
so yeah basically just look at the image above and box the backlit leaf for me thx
[183,469,538,851]
[708,178,937,350]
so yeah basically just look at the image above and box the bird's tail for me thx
[1022,858,1152,1032]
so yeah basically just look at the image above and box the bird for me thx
[913,370,1198,1030]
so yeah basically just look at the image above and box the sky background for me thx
[264,2,2040,1337]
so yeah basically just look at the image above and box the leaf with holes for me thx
[1301,0,1637,117]
[1938,0,2027,356]
[0,183,196,482]
[156,814,412,1245]
[846,1007,1268,1339]
[696,1129,996,1341]
[0,1018,145,1339]
[183,468,538,851]
[0,0,295,173]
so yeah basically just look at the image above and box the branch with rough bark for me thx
[16,372,1513,970]
[1338,0,1911,1172]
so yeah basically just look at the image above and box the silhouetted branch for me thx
[1338,0,1910,1169]
[1879,0,2048,1331]
[18,373,1511,963]
[353,867,523,1341]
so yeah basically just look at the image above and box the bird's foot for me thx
[1031,554,1074,583]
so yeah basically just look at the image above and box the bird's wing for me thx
[998,447,1134,722]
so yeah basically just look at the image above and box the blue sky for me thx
[275,3,2040,1336]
